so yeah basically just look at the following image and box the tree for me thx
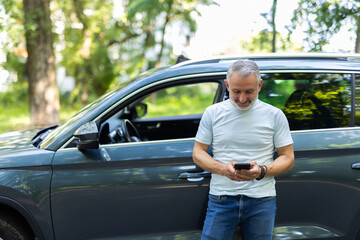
[0,1,27,84]
[257,0,278,52]
[242,31,297,53]
[290,0,360,52]
[55,0,215,104]
[111,0,216,70]
[0,0,215,122]
[1,0,60,127]
[1,0,63,127]
[23,0,60,127]
[53,0,116,105]
[270,0,277,53]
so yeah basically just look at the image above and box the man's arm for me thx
[220,144,294,181]
[193,141,242,181]
[193,141,294,181]
[265,144,294,177]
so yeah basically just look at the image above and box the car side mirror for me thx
[135,102,147,118]
[74,122,99,150]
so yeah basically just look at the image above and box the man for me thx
[193,60,294,240]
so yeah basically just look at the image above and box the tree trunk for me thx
[156,14,170,67]
[80,29,92,105]
[23,0,60,127]
[156,0,173,67]
[271,0,277,53]
[73,0,91,104]
[355,20,360,53]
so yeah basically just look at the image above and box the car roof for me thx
[45,53,360,151]
[117,53,360,107]
[126,53,360,92]
[171,53,360,73]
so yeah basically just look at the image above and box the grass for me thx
[0,103,31,134]
[0,103,83,134]
[0,82,217,134]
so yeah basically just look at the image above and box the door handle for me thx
[352,162,360,169]
[178,171,211,180]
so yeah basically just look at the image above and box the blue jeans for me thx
[201,194,276,240]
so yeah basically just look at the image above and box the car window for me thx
[355,74,360,126]
[260,73,352,131]
[98,81,221,144]
[139,82,219,119]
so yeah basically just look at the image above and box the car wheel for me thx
[0,215,33,240]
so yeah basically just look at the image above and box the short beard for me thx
[229,97,257,111]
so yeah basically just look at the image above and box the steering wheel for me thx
[110,119,141,143]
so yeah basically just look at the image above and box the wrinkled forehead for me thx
[227,73,259,88]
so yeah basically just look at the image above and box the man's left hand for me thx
[234,161,261,181]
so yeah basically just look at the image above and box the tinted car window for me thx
[355,74,360,126]
[260,73,352,131]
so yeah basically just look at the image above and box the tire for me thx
[0,215,33,240]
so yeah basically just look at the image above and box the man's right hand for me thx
[221,161,262,182]
[193,142,255,182]
[221,162,243,181]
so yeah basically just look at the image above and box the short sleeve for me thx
[273,110,293,148]
[195,108,213,145]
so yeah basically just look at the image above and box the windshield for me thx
[39,65,170,150]
[39,86,120,149]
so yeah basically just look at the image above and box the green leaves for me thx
[290,0,360,52]
[1,0,215,105]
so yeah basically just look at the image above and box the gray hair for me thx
[226,60,261,83]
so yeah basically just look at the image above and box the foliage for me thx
[54,0,216,104]
[0,82,29,133]
[1,0,215,96]
[242,30,298,53]
[260,0,277,52]
[290,0,360,52]
[0,103,29,133]
[0,81,28,107]
[0,0,27,82]
[0,84,29,134]
[242,0,299,53]
[0,0,215,132]
[142,82,218,118]
[0,81,82,133]
[54,0,115,104]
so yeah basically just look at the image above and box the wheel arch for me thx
[348,206,360,240]
[0,196,47,240]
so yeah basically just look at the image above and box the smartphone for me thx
[234,163,251,170]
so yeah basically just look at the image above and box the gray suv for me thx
[0,53,359,240]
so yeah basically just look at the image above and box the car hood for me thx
[0,129,39,153]
[0,129,55,168]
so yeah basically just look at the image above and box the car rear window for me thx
[260,73,352,131]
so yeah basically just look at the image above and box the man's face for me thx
[225,73,263,110]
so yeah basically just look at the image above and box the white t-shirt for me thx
[195,99,293,198]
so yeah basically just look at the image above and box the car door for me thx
[260,72,360,240]
[50,79,224,240]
